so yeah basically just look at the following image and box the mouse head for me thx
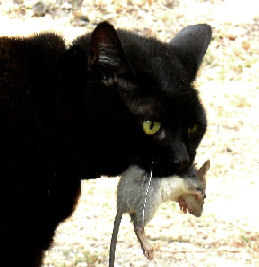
[179,160,210,217]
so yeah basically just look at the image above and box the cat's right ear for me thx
[89,22,130,75]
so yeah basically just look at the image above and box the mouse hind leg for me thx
[134,225,154,260]
[130,213,154,260]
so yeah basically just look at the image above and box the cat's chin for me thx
[155,160,191,177]
[152,168,181,178]
[135,161,189,178]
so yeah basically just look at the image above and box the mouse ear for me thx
[170,24,212,80]
[89,21,130,75]
[197,159,210,179]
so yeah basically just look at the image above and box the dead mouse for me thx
[109,160,210,267]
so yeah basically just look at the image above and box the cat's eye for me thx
[188,124,198,135]
[143,121,161,135]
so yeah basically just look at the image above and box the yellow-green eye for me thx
[188,124,198,135]
[143,121,161,135]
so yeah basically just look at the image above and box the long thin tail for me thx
[109,212,122,267]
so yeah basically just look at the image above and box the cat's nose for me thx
[169,138,190,173]
[172,144,190,173]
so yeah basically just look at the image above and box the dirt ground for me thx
[1,0,258,266]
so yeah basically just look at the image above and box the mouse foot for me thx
[143,246,154,260]
[134,226,154,260]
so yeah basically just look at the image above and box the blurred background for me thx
[1,0,258,266]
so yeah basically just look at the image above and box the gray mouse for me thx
[109,160,210,267]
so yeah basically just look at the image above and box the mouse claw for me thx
[143,248,154,260]
[178,196,188,214]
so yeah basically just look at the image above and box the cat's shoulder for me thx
[0,32,65,62]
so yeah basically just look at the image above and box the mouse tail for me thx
[109,211,122,267]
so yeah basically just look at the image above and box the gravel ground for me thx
[1,0,258,266]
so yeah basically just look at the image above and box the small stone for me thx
[227,147,233,152]
[72,16,89,27]
[72,0,82,10]
[13,0,24,4]
[16,7,26,16]
[33,1,46,17]
[242,40,250,50]
[227,35,236,41]
[162,0,179,8]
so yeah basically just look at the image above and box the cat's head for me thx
[86,22,211,177]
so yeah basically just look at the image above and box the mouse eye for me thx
[143,121,161,135]
[188,124,198,136]
[195,186,202,192]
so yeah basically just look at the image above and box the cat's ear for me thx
[89,21,130,75]
[170,24,212,78]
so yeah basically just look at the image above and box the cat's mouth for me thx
[133,153,190,177]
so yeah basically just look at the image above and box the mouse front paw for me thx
[178,196,188,214]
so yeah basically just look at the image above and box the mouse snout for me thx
[189,209,202,217]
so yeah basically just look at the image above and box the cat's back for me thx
[0,33,65,115]
[0,33,65,96]
[1,33,66,163]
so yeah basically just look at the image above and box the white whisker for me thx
[142,163,153,224]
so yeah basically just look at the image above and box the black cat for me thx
[1,22,211,266]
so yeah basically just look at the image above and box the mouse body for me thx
[109,161,210,266]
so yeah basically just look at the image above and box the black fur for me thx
[1,22,211,266]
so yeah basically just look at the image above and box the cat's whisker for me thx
[142,162,154,224]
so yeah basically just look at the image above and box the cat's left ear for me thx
[89,21,130,75]
[170,24,212,78]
